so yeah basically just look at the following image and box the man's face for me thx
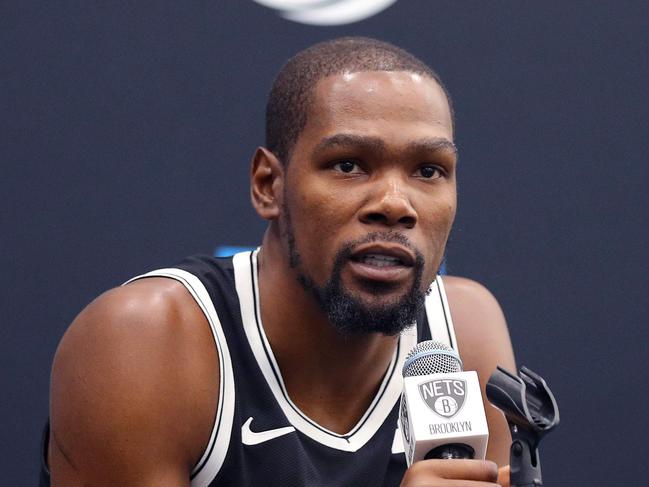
[280,71,457,335]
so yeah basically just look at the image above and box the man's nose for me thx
[359,177,417,229]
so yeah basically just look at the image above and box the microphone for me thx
[399,340,490,466]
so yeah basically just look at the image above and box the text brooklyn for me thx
[428,421,472,435]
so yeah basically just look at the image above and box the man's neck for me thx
[256,234,399,434]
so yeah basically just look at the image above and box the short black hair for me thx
[265,36,453,164]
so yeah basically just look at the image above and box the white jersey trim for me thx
[425,276,459,352]
[124,269,235,487]
[234,249,421,452]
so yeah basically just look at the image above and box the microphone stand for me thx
[486,366,560,487]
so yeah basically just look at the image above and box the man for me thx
[44,37,515,486]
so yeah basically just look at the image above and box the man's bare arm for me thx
[444,276,516,467]
[398,276,515,487]
[49,278,219,486]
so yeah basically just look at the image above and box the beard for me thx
[282,209,429,336]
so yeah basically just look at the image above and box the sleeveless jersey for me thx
[40,249,459,486]
[131,250,460,486]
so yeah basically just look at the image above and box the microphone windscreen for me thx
[402,340,463,377]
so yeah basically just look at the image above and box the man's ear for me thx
[250,147,283,220]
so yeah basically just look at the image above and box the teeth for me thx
[361,254,402,267]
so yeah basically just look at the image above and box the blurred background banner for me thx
[2,1,647,484]
[251,0,399,25]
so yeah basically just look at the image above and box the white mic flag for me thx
[399,341,489,466]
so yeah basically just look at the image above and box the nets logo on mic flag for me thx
[399,341,488,466]
[418,378,467,419]
[401,372,488,466]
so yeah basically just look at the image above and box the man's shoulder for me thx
[441,275,516,466]
[441,275,514,368]
[52,274,219,408]
[72,276,206,341]
[49,277,219,481]
[55,275,217,390]
[442,275,503,324]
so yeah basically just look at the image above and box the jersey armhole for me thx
[125,269,235,486]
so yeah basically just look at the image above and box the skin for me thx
[49,71,515,486]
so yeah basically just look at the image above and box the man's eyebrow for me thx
[409,137,458,155]
[312,133,457,156]
[312,133,386,154]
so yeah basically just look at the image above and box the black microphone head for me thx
[402,340,463,377]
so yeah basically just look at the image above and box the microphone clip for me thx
[486,366,560,487]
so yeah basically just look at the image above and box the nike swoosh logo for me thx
[241,417,296,445]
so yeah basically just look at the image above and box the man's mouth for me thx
[353,253,406,267]
[347,244,416,284]
[349,244,415,267]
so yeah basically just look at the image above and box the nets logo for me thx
[418,379,466,419]
[252,0,398,26]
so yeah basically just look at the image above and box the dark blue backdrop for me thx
[2,1,648,484]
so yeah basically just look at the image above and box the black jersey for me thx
[40,249,460,486]
[129,249,460,486]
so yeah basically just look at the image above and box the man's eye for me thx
[333,160,361,174]
[417,165,444,179]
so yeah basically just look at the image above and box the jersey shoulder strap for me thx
[424,276,459,352]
